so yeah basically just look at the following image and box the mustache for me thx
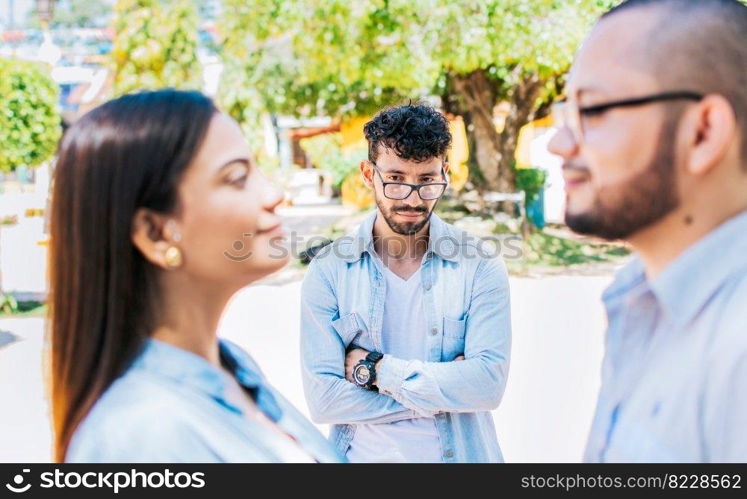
[393,206,428,214]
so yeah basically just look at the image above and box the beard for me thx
[375,194,434,236]
[565,115,681,241]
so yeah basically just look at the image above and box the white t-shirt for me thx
[345,261,442,463]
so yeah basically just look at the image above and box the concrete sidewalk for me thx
[0,317,52,462]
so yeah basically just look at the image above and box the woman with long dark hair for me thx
[49,89,341,463]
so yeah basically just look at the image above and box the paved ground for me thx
[0,272,612,463]
[0,317,52,463]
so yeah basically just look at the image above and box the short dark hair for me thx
[601,0,747,166]
[363,103,452,164]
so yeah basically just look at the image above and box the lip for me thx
[396,212,424,219]
[563,174,590,190]
[256,222,286,237]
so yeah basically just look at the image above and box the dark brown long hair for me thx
[49,89,217,462]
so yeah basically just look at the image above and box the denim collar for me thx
[341,210,459,263]
[604,210,747,328]
[130,338,283,422]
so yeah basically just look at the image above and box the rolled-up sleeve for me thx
[300,258,429,424]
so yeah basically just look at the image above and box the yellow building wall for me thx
[515,114,555,169]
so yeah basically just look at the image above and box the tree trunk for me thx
[446,69,548,213]
[496,73,545,195]
[450,70,503,192]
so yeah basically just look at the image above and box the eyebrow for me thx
[216,157,251,173]
[576,87,608,99]
[380,168,439,177]
[379,168,407,175]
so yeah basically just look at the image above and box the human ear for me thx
[360,160,375,188]
[684,94,736,176]
[131,209,183,270]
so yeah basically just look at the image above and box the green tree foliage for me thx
[110,0,202,96]
[218,0,609,196]
[0,58,61,173]
[218,0,422,121]
[216,64,268,157]
[434,1,606,194]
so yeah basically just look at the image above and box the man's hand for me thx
[345,348,370,383]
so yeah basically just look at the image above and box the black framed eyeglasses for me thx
[553,90,704,143]
[371,162,449,200]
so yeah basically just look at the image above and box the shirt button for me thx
[444,450,453,458]
[424,283,432,291]
[430,327,438,335]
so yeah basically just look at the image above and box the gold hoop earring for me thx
[164,246,183,269]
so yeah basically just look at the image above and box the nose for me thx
[401,188,422,207]
[547,126,579,160]
[259,171,284,212]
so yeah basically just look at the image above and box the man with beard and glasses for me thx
[549,0,747,462]
[300,103,511,462]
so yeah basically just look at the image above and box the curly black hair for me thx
[363,103,452,164]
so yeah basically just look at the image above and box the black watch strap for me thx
[366,351,384,363]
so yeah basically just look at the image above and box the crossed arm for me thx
[300,257,511,424]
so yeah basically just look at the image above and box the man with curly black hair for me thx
[361,104,453,238]
[300,103,512,462]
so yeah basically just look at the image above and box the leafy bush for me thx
[515,167,548,206]
[0,58,61,173]
[325,150,367,190]
[0,298,46,317]
[300,133,366,190]
[0,294,18,315]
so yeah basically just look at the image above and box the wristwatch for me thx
[352,351,384,390]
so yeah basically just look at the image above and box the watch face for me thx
[353,364,371,386]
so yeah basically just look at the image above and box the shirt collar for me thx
[341,210,459,263]
[604,210,747,327]
[131,338,283,422]
[602,255,647,305]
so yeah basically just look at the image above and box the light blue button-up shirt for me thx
[67,338,343,463]
[300,211,512,462]
[585,210,747,462]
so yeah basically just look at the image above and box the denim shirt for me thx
[585,210,747,462]
[300,211,512,462]
[67,338,343,463]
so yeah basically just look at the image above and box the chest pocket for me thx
[331,312,375,352]
[441,316,467,361]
